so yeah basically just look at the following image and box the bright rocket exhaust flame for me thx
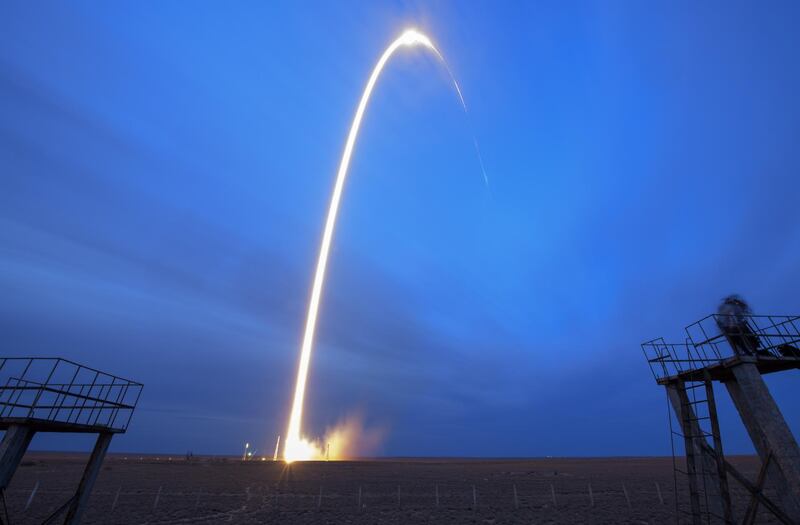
[284,28,482,463]
[283,414,385,462]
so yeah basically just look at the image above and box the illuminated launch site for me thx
[283,29,481,462]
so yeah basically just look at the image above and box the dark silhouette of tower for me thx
[0,358,142,524]
[642,298,800,523]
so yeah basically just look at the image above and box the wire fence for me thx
[3,477,690,522]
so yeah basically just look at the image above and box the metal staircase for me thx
[669,365,732,524]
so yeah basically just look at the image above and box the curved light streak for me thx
[284,29,476,462]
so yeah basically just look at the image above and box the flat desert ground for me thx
[3,454,779,524]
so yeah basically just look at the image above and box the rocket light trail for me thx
[284,28,483,463]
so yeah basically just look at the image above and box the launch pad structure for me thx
[642,313,800,524]
[0,358,142,524]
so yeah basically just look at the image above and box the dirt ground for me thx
[2,454,780,524]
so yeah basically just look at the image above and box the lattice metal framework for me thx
[643,314,800,382]
[0,358,142,433]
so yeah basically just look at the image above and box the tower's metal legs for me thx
[64,432,113,525]
[0,425,35,490]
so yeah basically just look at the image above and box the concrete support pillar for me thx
[0,424,35,489]
[724,363,800,521]
[64,432,113,525]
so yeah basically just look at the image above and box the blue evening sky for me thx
[1,1,798,456]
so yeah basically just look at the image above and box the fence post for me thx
[24,480,39,511]
[153,486,162,511]
[111,486,121,512]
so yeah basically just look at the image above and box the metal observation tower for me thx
[0,357,142,524]
[642,310,800,524]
